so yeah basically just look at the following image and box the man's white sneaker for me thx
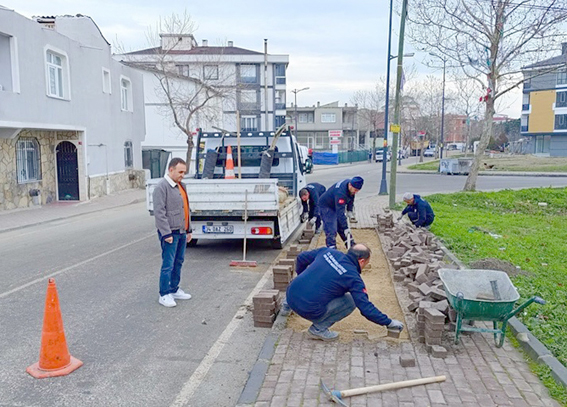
[171,288,192,300]
[159,294,176,307]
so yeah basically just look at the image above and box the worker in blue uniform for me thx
[399,192,435,228]
[299,182,327,232]
[286,244,404,341]
[318,176,363,248]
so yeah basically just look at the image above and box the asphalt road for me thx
[2,164,567,407]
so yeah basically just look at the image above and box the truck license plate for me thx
[203,225,234,234]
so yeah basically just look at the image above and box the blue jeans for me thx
[158,231,186,296]
[311,293,356,331]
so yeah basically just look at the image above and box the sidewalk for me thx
[0,188,145,234]
[241,195,562,407]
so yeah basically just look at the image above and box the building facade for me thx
[0,8,145,211]
[118,35,289,177]
[521,43,567,156]
[288,102,358,151]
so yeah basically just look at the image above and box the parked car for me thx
[375,148,392,162]
[423,148,435,157]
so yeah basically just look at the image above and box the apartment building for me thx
[117,36,289,176]
[0,7,145,211]
[520,43,567,156]
[288,102,358,151]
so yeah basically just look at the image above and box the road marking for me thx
[0,234,154,299]
[169,266,274,407]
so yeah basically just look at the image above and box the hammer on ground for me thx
[320,375,446,406]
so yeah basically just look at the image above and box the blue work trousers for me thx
[321,207,348,248]
[158,231,187,296]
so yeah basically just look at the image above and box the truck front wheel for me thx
[271,238,282,249]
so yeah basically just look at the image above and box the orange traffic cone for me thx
[26,278,83,379]
[225,145,236,179]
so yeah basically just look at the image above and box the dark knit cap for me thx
[350,176,364,189]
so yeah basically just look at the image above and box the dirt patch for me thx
[469,257,530,277]
[286,229,409,342]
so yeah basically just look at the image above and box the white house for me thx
[0,7,145,211]
[116,35,288,178]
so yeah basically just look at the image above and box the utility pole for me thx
[264,39,269,131]
[388,0,408,208]
[379,0,394,195]
[292,87,309,139]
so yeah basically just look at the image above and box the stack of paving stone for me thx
[286,244,301,260]
[273,263,293,291]
[376,211,394,233]
[416,307,448,358]
[252,290,282,328]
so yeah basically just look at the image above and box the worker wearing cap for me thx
[319,176,363,248]
[286,243,404,341]
[299,182,327,232]
[399,192,435,228]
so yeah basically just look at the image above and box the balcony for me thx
[275,102,286,110]
[521,125,529,132]
[522,104,530,111]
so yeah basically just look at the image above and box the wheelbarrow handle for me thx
[534,296,546,305]
[505,296,545,320]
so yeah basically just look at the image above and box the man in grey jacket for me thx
[153,158,193,307]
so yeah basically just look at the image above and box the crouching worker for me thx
[285,244,404,341]
[399,192,435,229]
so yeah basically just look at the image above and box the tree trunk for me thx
[463,99,495,191]
[185,133,194,176]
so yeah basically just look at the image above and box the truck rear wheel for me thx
[187,239,198,247]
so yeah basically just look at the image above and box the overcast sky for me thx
[3,0,523,117]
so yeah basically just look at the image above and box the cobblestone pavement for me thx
[251,194,561,407]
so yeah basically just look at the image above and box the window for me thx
[321,113,336,123]
[241,115,258,131]
[216,145,279,167]
[275,90,286,110]
[557,71,567,86]
[0,33,14,92]
[203,65,218,80]
[46,50,68,98]
[274,64,286,85]
[16,137,41,183]
[239,64,257,83]
[239,89,257,110]
[556,92,567,108]
[299,112,314,123]
[120,76,132,111]
[555,114,567,130]
[275,115,286,128]
[124,141,133,168]
[176,65,190,77]
[102,68,111,94]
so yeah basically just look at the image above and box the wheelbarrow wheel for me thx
[493,320,508,348]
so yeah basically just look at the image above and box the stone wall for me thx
[0,129,145,212]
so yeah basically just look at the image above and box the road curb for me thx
[437,237,567,390]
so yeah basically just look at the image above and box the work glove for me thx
[347,211,356,221]
[397,215,403,221]
[388,319,404,331]
[309,217,317,225]
[301,213,308,222]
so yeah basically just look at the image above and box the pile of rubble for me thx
[382,221,455,357]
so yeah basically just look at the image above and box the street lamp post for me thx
[292,87,309,140]
[430,53,447,159]
[378,0,395,195]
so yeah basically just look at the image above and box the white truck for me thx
[146,129,307,249]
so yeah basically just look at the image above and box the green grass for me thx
[427,188,567,369]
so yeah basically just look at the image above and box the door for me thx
[56,141,79,200]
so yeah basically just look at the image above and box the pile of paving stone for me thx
[252,290,282,328]
[380,220,454,357]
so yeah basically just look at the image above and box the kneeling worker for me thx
[286,244,404,341]
[399,192,435,228]
[299,182,326,232]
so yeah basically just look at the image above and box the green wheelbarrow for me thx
[439,269,545,347]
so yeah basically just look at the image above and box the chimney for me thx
[202,39,208,47]
[317,101,320,107]
[160,33,196,51]
[345,103,348,107]
[563,42,567,55]
[228,41,233,47]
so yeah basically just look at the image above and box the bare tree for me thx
[118,11,237,168]
[451,75,483,156]
[409,0,567,190]
[351,79,388,159]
